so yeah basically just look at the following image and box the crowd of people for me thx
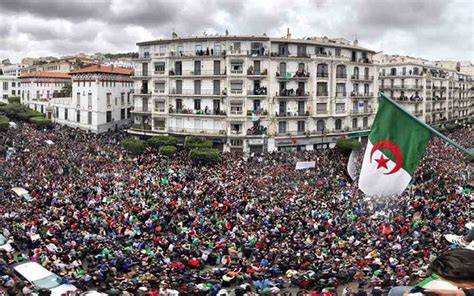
[0,124,472,295]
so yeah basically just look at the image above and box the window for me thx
[335,48,341,57]
[352,118,358,129]
[230,139,243,147]
[390,68,397,75]
[194,99,201,110]
[335,119,342,130]
[230,62,243,73]
[232,42,241,52]
[121,109,125,120]
[230,103,243,115]
[336,103,345,113]
[115,97,117,105]
[230,81,243,93]
[195,43,202,53]
[336,65,346,78]
[230,123,241,134]
[251,42,264,55]
[297,45,306,57]
[194,61,201,75]
[106,93,111,105]
[253,99,261,111]
[297,121,305,133]
[317,64,328,77]
[154,118,165,131]
[76,110,80,123]
[88,93,92,107]
[279,101,286,115]
[2,82,8,90]
[316,103,327,114]
[363,117,368,128]
[213,80,220,95]
[317,82,328,96]
[127,93,131,104]
[88,111,92,125]
[76,92,81,106]
[176,99,182,111]
[364,84,370,95]
[279,62,286,75]
[119,93,124,105]
[336,83,346,95]
[402,67,406,75]
[64,108,68,120]
[155,82,165,93]
[154,100,165,112]
[154,62,165,74]
[353,67,359,78]
[278,121,287,134]
[316,120,325,132]
[194,80,201,94]
[106,111,112,123]
[175,80,182,94]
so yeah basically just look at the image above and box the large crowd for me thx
[0,124,472,295]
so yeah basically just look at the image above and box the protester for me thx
[0,124,472,295]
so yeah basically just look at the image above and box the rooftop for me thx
[19,71,71,79]
[70,64,134,76]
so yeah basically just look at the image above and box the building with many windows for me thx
[375,53,473,126]
[129,33,379,152]
[19,71,71,113]
[0,75,21,103]
[52,65,134,133]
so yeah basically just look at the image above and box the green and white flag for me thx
[358,94,432,196]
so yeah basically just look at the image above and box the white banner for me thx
[295,161,316,170]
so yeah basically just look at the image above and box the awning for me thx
[230,59,244,63]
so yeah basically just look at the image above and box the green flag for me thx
[358,93,432,196]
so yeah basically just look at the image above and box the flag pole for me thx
[380,93,473,157]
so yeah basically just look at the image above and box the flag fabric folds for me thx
[358,94,432,197]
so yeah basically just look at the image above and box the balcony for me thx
[133,88,151,96]
[131,123,152,130]
[133,53,151,61]
[335,109,346,115]
[316,72,329,78]
[276,70,310,80]
[247,109,269,117]
[351,92,374,98]
[316,91,329,97]
[276,89,309,98]
[169,69,226,77]
[154,70,166,76]
[247,68,268,77]
[395,96,423,103]
[169,50,226,58]
[132,106,151,113]
[336,74,347,79]
[230,69,244,75]
[335,92,347,97]
[247,126,267,136]
[168,107,227,116]
[168,127,226,136]
[227,49,269,57]
[247,87,268,96]
[350,109,372,115]
[133,71,151,78]
[276,110,310,117]
[229,89,244,95]
[351,75,374,81]
[169,89,222,96]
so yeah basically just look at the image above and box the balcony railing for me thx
[335,92,347,97]
[335,109,346,114]
[168,127,227,135]
[351,92,374,97]
[276,89,309,97]
[247,126,267,135]
[350,109,372,115]
[154,70,165,75]
[316,92,329,97]
[316,110,328,115]
[134,71,151,77]
[247,68,268,76]
[169,50,226,58]
[276,71,310,79]
[247,87,268,95]
[230,89,243,95]
[169,69,226,76]
[132,106,150,113]
[351,75,374,81]
[276,111,310,117]
[169,108,227,116]
[230,69,244,74]
[316,72,329,78]
[134,88,151,95]
[336,73,347,79]
[169,89,222,95]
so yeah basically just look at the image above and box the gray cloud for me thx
[0,0,472,62]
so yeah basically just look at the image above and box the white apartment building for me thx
[130,33,379,152]
[1,63,27,77]
[19,72,71,114]
[52,65,134,133]
[0,75,21,103]
[375,54,473,126]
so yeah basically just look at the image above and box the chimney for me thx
[286,28,291,39]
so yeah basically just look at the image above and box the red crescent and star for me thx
[370,140,403,175]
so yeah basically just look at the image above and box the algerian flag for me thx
[358,94,432,196]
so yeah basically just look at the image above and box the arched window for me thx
[336,65,346,78]
[317,63,328,77]
[390,68,397,75]
[335,119,342,130]
[364,67,369,79]
[353,67,359,79]
[317,119,325,132]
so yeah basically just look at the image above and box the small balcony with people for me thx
[276,62,310,80]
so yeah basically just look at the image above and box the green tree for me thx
[184,136,213,149]
[335,139,362,155]
[159,145,177,156]
[189,147,220,163]
[147,136,177,149]
[7,97,21,104]
[30,116,52,128]
[0,115,9,130]
[122,138,146,154]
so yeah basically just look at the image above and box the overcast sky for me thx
[0,0,472,63]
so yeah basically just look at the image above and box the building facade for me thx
[129,34,379,152]
[0,75,21,103]
[375,54,473,126]
[19,72,71,115]
[52,65,134,133]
